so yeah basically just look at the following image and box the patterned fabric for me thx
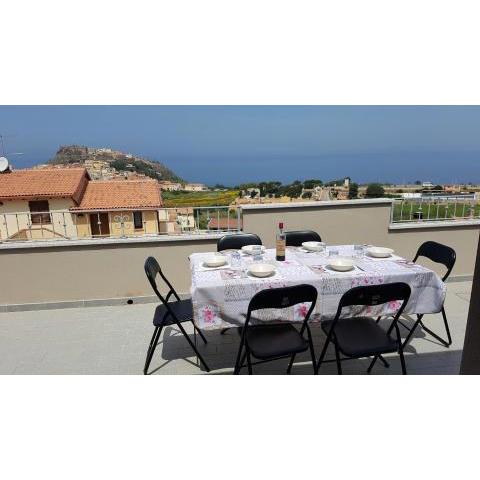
[190,245,446,331]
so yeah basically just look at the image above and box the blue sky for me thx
[0,106,479,185]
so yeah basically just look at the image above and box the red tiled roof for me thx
[0,168,89,203]
[208,217,242,230]
[70,180,163,211]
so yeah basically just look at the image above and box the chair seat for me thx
[246,323,309,360]
[322,317,398,357]
[153,299,193,326]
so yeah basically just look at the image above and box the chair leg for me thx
[420,307,452,347]
[246,348,253,375]
[378,355,390,368]
[334,342,342,375]
[220,328,230,335]
[442,306,453,345]
[402,315,422,348]
[398,346,407,374]
[315,336,331,374]
[286,353,296,374]
[375,316,382,324]
[144,326,162,375]
[233,337,245,374]
[192,321,208,344]
[367,355,378,374]
[307,328,317,375]
[176,322,210,372]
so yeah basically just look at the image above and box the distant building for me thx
[70,180,163,238]
[184,183,208,192]
[0,168,163,240]
[301,186,332,201]
[401,192,422,199]
[158,181,182,191]
[0,168,89,240]
[157,207,195,234]
[242,187,261,198]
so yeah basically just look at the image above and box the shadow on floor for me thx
[146,317,462,375]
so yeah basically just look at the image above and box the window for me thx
[133,211,143,229]
[29,200,51,225]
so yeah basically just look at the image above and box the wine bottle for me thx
[276,222,286,261]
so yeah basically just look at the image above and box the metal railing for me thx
[0,206,242,243]
[158,206,242,235]
[391,198,480,223]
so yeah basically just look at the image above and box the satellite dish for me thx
[0,157,10,173]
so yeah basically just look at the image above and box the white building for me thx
[184,183,208,191]
[159,181,182,191]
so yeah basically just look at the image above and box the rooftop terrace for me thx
[0,280,470,374]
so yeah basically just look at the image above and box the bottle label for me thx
[276,239,285,257]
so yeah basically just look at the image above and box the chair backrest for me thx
[413,241,456,281]
[217,233,262,251]
[246,284,317,328]
[144,256,180,306]
[285,230,322,247]
[326,282,411,349]
[338,282,411,310]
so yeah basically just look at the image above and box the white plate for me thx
[203,254,227,268]
[327,257,355,272]
[248,263,276,278]
[366,246,394,258]
[241,245,265,255]
[302,241,325,252]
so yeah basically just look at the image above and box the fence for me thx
[391,198,480,223]
[0,206,242,242]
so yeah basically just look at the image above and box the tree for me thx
[366,183,385,198]
[415,180,421,185]
[325,178,346,187]
[284,183,303,198]
[348,182,359,199]
[250,190,258,199]
[302,191,313,199]
[303,179,323,189]
[433,184,443,191]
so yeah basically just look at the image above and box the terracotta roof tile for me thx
[207,217,242,230]
[0,168,89,203]
[71,180,163,211]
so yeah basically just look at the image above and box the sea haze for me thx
[167,150,480,186]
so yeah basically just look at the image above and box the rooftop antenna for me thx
[0,134,24,172]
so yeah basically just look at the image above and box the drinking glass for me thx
[230,251,242,268]
[328,247,339,257]
[354,244,364,258]
[253,252,264,263]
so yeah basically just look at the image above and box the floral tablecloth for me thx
[189,245,446,331]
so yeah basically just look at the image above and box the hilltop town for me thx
[17,145,480,208]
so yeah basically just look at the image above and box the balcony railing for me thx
[0,206,242,243]
[391,198,480,223]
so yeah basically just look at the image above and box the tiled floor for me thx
[0,281,471,374]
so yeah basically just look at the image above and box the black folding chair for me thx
[217,233,262,251]
[317,282,411,374]
[401,241,456,348]
[143,256,210,374]
[285,230,322,247]
[233,284,318,375]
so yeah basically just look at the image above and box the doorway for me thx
[89,212,110,236]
